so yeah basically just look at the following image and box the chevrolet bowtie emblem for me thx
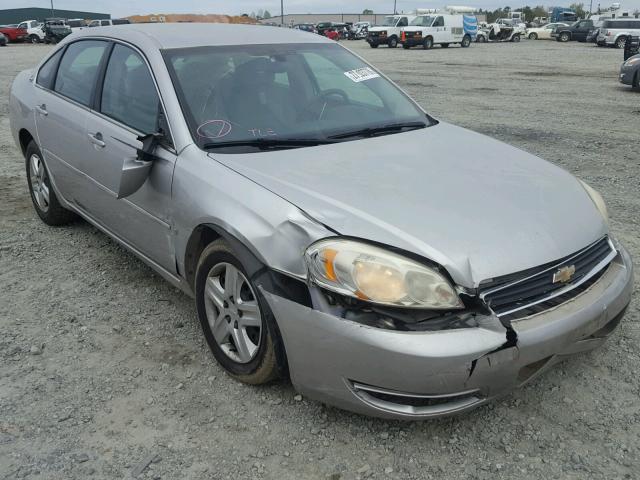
[553,265,576,284]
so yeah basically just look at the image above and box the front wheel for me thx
[195,239,281,384]
[369,42,378,48]
[512,34,521,43]
[615,36,626,49]
[25,141,76,226]
[528,32,538,40]
[388,36,398,48]
[423,37,433,49]
[461,35,471,47]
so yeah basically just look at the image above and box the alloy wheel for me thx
[29,154,50,212]
[203,262,262,364]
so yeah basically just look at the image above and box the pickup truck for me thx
[551,19,594,42]
[0,25,28,43]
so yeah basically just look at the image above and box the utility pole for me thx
[394,0,397,14]
[50,0,55,18]
[280,0,284,25]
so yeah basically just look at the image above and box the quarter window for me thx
[54,40,108,107]
[36,48,64,89]
[100,44,160,134]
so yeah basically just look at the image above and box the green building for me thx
[0,7,110,25]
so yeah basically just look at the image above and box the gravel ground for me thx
[1,39,638,480]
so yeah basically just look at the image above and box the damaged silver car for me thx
[9,24,633,419]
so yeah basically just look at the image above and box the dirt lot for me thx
[1,39,638,480]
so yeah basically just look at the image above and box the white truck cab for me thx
[401,13,478,49]
[17,20,44,43]
[367,15,416,48]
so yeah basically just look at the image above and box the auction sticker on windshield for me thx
[344,67,380,83]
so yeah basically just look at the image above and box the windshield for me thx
[380,16,398,26]
[164,43,431,153]
[410,16,434,26]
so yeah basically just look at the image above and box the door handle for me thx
[35,104,48,116]
[88,132,106,148]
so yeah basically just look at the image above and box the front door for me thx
[432,16,447,43]
[80,43,176,272]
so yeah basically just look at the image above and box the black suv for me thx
[551,20,594,42]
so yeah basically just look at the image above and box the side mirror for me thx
[115,132,161,199]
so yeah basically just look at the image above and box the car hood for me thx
[210,123,607,288]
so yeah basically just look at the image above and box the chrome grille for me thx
[480,237,616,319]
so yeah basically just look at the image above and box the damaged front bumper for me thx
[262,246,633,419]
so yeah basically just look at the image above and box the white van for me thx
[597,18,640,48]
[401,14,478,49]
[87,18,131,27]
[367,15,416,48]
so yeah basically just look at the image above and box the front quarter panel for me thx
[172,146,333,280]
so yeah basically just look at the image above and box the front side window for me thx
[54,40,108,106]
[164,43,430,153]
[433,17,444,27]
[36,48,64,89]
[410,16,434,27]
[397,17,408,27]
[380,16,397,26]
[100,44,160,134]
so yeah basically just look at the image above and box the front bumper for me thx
[619,65,637,85]
[366,35,386,46]
[264,246,633,419]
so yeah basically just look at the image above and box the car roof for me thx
[69,23,332,49]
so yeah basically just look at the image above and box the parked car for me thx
[367,14,415,48]
[17,19,45,43]
[0,32,7,46]
[597,18,640,48]
[42,19,72,44]
[87,18,131,27]
[0,25,28,42]
[551,19,596,42]
[401,14,476,49]
[619,52,640,88]
[9,24,633,420]
[67,18,88,32]
[526,22,568,40]
[293,23,316,34]
[476,20,524,42]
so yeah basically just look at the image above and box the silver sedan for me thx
[9,24,633,419]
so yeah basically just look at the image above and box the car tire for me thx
[423,37,433,49]
[512,34,521,42]
[615,36,626,49]
[529,32,538,40]
[369,43,378,48]
[195,239,281,385]
[560,32,570,42]
[461,35,471,47]
[388,36,398,48]
[29,34,40,44]
[25,141,76,226]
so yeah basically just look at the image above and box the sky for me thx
[1,0,638,17]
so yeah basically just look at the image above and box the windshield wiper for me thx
[203,138,334,151]
[328,121,427,140]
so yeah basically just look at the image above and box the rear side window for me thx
[54,40,108,106]
[36,48,64,89]
[100,44,160,133]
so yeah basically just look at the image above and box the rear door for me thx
[34,40,110,202]
[81,42,177,272]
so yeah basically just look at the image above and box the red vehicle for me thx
[325,29,340,41]
[0,26,28,43]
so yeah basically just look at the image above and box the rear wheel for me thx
[615,36,626,49]
[461,35,471,47]
[512,34,521,42]
[423,37,433,49]
[528,32,538,40]
[29,34,40,44]
[560,32,570,42]
[25,141,76,226]
[388,36,398,48]
[195,239,281,384]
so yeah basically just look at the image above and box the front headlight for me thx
[579,179,609,226]
[305,239,463,309]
